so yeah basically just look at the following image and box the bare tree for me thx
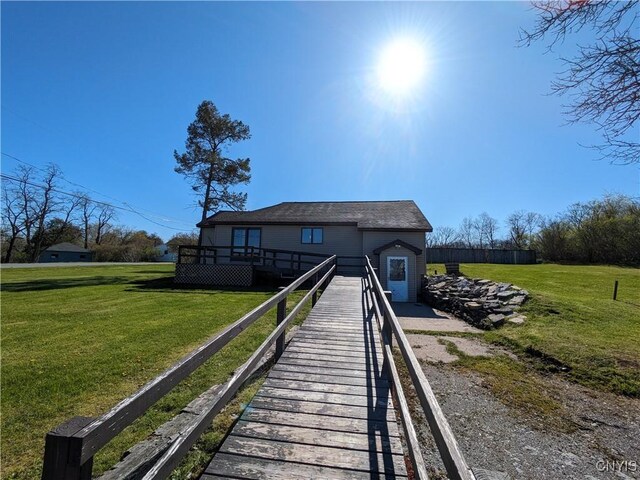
[478,212,499,248]
[507,210,542,248]
[27,165,62,261]
[521,1,639,165]
[78,194,96,249]
[1,182,27,262]
[507,210,528,249]
[458,217,476,248]
[428,226,461,248]
[93,203,115,245]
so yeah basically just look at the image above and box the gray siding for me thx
[362,231,425,303]
[201,225,426,302]
[202,225,362,262]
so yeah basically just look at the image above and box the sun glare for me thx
[376,38,426,96]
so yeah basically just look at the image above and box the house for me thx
[176,200,432,302]
[38,243,93,263]
[154,244,178,262]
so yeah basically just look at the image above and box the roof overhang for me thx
[373,239,423,255]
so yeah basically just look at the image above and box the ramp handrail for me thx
[41,255,337,480]
[364,255,475,480]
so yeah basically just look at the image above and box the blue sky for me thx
[2,1,638,241]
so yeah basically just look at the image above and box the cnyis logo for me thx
[596,460,638,473]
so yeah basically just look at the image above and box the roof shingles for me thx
[198,201,432,231]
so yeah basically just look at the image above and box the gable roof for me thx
[198,201,432,231]
[44,242,92,253]
[373,239,423,255]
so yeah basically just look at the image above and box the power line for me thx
[0,173,193,232]
[1,151,196,230]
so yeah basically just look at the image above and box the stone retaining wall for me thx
[423,275,528,329]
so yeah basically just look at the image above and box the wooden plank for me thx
[276,356,377,373]
[288,340,371,353]
[269,369,389,387]
[203,453,405,480]
[249,396,395,421]
[285,345,367,359]
[241,408,400,437]
[273,362,384,379]
[256,387,391,408]
[293,335,382,349]
[232,420,403,454]
[219,436,407,475]
[285,347,382,367]
[263,378,390,398]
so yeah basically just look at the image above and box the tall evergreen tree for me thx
[174,101,251,246]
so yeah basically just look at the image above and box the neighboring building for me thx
[154,244,178,262]
[178,200,431,302]
[38,243,93,263]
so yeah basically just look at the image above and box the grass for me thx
[427,263,640,397]
[1,264,311,479]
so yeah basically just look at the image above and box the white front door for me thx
[387,256,409,302]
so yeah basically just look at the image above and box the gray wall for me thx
[202,225,426,301]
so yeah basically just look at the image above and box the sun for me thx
[376,38,427,96]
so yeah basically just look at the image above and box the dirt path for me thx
[416,361,640,479]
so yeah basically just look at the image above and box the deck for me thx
[201,276,408,479]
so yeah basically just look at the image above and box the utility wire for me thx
[1,152,196,229]
[0,173,192,232]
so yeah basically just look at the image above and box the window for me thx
[50,253,58,259]
[301,227,323,244]
[79,254,87,259]
[232,228,261,255]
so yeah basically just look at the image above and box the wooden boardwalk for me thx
[201,275,408,479]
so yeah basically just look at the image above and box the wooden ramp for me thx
[201,275,408,479]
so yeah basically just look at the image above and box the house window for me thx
[301,227,323,244]
[232,228,261,255]
[50,253,58,259]
[79,254,87,259]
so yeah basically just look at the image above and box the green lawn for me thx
[1,265,309,479]
[428,263,640,396]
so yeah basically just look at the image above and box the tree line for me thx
[1,164,198,263]
[427,194,640,266]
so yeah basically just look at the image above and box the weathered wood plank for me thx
[219,436,407,475]
[283,349,382,366]
[232,420,404,454]
[276,356,378,373]
[249,396,395,421]
[272,362,382,379]
[284,345,368,359]
[263,378,390,398]
[241,408,400,437]
[202,453,406,480]
[256,386,391,408]
[269,369,389,387]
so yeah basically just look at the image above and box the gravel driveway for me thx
[415,362,640,480]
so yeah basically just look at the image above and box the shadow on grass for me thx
[0,276,132,292]
[125,276,279,295]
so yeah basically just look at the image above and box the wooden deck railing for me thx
[41,255,337,480]
[364,255,475,480]
[177,245,365,276]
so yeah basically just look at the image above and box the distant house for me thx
[154,244,177,262]
[178,201,431,302]
[38,243,93,263]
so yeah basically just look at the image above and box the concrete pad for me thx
[406,334,458,363]
[393,302,482,333]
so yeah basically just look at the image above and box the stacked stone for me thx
[423,275,528,329]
